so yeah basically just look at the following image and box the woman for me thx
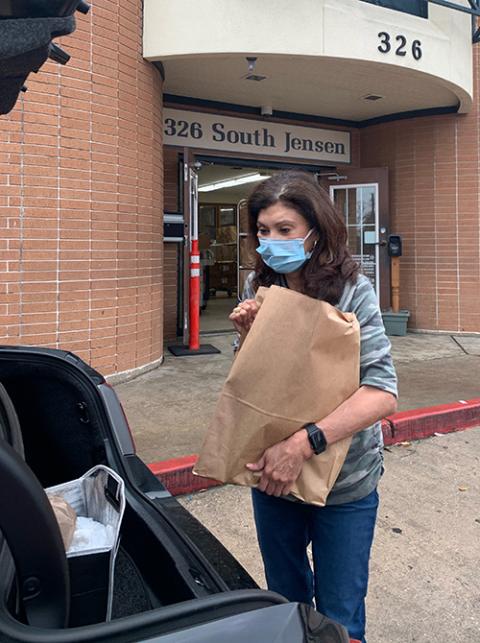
[230,171,397,643]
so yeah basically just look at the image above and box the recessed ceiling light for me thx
[362,94,384,101]
[199,173,270,192]
[244,73,267,82]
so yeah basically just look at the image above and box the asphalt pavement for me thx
[179,428,480,643]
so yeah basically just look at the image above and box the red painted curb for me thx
[149,454,221,496]
[382,398,480,446]
[149,399,480,496]
[148,454,197,476]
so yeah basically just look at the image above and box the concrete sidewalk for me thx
[114,332,480,465]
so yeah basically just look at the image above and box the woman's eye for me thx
[280,228,291,234]
[258,229,269,236]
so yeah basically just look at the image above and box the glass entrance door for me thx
[237,198,256,298]
[330,184,380,298]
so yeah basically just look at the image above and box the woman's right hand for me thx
[229,299,259,335]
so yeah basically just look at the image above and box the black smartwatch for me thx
[303,423,327,455]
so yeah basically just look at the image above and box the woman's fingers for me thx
[242,299,259,316]
[271,484,285,498]
[251,436,309,497]
[246,456,265,471]
[237,308,250,324]
[229,307,247,321]
[258,476,271,495]
[236,300,259,326]
[229,299,258,332]
[259,477,285,497]
[230,320,243,334]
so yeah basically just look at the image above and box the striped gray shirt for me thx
[239,273,398,505]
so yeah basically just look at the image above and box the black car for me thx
[0,345,349,642]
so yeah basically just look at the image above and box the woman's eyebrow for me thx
[257,218,296,227]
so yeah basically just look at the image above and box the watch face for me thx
[307,425,326,454]
[312,432,323,452]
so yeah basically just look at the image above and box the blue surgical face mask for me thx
[256,229,315,274]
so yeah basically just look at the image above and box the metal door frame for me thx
[330,182,381,300]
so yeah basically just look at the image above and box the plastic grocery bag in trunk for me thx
[194,285,360,506]
[46,465,125,627]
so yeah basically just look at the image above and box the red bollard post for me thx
[189,239,201,350]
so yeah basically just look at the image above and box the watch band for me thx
[303,423,327,455]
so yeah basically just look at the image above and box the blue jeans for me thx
[252,487,379,643]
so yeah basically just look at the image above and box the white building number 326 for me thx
[377,32,422,61]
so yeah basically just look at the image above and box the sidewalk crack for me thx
[451,335,469,355]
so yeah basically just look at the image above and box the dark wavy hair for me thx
[247,170,359,305]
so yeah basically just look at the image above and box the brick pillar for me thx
[0,0,164,375]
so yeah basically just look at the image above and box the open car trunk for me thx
[0,347,257,614]
[0,346,350,643]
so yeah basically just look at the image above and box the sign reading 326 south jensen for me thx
[164,109,350,164]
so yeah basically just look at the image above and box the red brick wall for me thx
[0,0,164,374]
[164,147,181,212]
[361,50,480,333]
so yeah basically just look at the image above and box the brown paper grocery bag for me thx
[48,494,77,550]
[193,285,360,506]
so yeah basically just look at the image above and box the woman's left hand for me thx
[246,430,312,497]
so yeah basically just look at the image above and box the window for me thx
[360,0,428,18]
